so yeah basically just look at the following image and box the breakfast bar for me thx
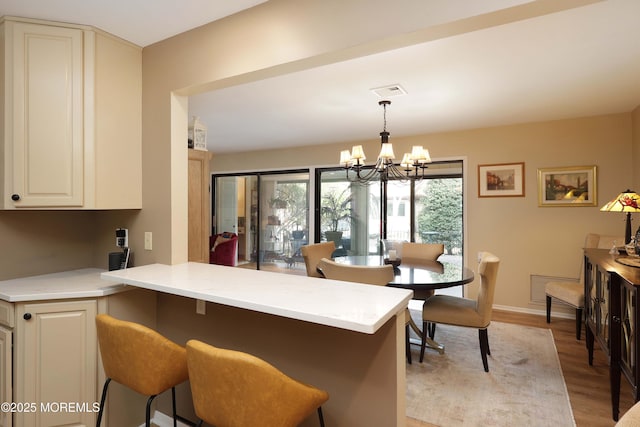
[101,262,413,427]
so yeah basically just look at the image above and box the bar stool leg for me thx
[318,407,325,427]
[145,395,158,427]
[96,378,112,427]
[172,386,178,427]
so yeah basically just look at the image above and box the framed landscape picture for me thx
[478,162,525,198]
[537,165,597,207]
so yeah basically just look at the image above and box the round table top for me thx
[335,255,475,298]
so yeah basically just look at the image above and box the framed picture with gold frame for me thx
[537,165,597,207]
[478,162,525,197]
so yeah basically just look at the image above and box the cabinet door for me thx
[15,300,97,427]
[0,326,11,427]
[9,22,84,207]
[620,279,638,388]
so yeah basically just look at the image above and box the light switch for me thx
[144,232,152,250]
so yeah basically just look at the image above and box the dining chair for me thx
[316,257,394,285]
[186,339,329,427]
[545,233,621,340]
[316,258,415,363]
[401,242,444,263]
[420,251,500,372]
[402,242,445,338]
[95,314,189,427]
[300,242,336,278]
[616,400,640,426]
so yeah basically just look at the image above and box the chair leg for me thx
[96,378,111,427]
[546,295,552,323]
[479,329,490,372]
[318,407,326,427]
[171,386,178,427]
[419,320,428,363]
[196,420,203,427]
[576,307,583,340]
[428,322,436,339]
[145,394,158,427]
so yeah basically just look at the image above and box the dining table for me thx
[334,255,475,353]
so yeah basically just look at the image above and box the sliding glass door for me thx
[213,170,309,271]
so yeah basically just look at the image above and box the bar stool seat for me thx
[186,339,329,427]
[95,314,189,427]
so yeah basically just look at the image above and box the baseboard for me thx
[493,304,575,320]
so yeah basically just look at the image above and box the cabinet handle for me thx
[11,194,20,201]
[23,313,32,320]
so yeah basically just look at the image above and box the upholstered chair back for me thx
[186,339,329,427]
[300,242,336,278]
[402,242,445,264]
[316,258,394,286]
[95,314,188,396]
[475,252,501,327]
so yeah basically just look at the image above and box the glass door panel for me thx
[213,175,257,265]
[317,169,379,257]
[258,172,309,269]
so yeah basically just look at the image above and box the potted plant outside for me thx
[321,188,353,247]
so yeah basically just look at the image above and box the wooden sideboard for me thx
[585,248,640,421]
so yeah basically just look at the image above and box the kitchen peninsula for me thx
[102,262,413,427]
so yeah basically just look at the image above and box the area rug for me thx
[406,320,575,427]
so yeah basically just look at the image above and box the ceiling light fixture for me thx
[339,100,432,184]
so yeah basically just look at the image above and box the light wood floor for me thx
[407,310,636,427]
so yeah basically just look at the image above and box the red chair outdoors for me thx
[209,232,238,266]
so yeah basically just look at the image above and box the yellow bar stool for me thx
[95,314,190,427]
[186,339,329,427]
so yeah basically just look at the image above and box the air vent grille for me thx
[370,84,407,98]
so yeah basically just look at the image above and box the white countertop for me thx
[0,268,130,302]
[101,262,413,334]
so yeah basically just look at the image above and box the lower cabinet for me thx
[0,299,98,427]
[0,326,12,427]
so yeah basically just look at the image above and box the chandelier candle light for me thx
[339,100,432,184]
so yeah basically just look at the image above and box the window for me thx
[316,160,463,260]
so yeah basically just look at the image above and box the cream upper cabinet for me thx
[1,17,142,209]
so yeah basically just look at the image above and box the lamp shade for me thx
[600,190,640,212]
[601,189,640,244]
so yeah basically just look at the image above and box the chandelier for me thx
[339,100,432,184]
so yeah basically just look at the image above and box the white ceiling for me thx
[0,0,268,47]
[3,0,640,155]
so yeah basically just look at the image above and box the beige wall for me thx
[137,0,599,269]
[211,113,633,311]
[633,105,640,189]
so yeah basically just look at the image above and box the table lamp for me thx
[600,189,640,244]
